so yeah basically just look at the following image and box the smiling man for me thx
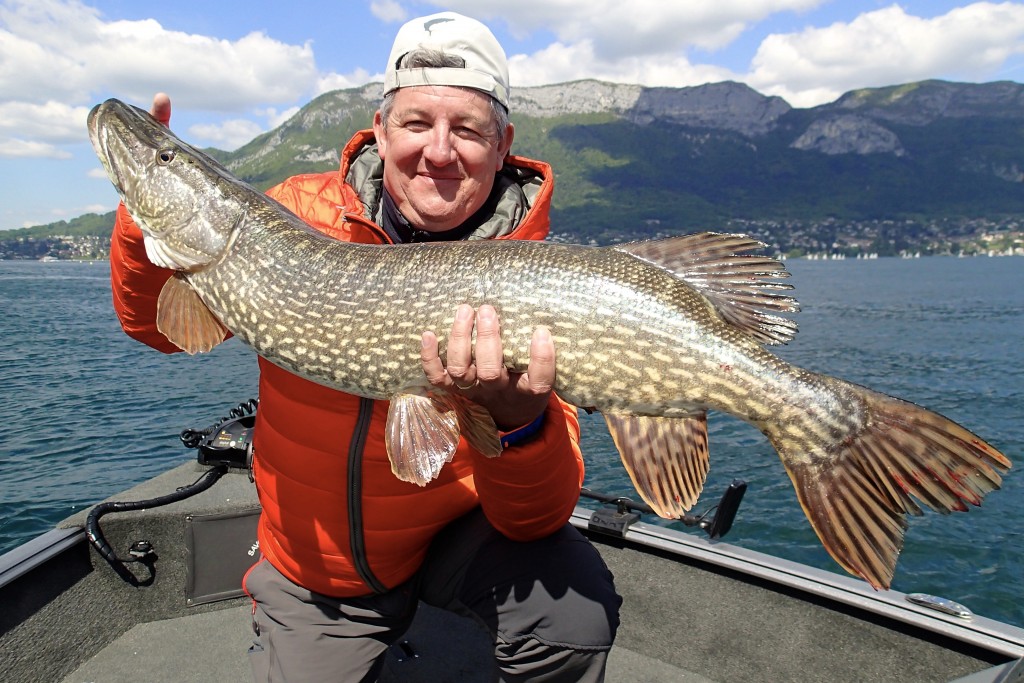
[108,11,620,683]
[374,74,515,234]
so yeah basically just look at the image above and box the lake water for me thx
[0,256,1021,627]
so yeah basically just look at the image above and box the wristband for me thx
[498,412,546,449]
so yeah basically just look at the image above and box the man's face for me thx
[374,86,514,233]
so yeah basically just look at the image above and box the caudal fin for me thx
[766,383,1011,589]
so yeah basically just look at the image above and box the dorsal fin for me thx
[614,232,800,345]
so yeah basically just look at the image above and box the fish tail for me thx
[765,381,1011,590]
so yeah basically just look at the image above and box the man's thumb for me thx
[150,92,171,127]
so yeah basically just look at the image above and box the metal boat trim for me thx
[570,505,1024,660]
[0,527,84,591]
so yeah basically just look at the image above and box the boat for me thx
[2,402,1022,683]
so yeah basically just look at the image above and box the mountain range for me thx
[8,78,1024,256]
[198,77,1024,250]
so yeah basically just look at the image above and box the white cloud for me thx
[263,106,302,130]
[436,1,1024,107]
[182,106,304,151]
[746,2,1024,106]
[509,41,735,89]
[187,119,265,151]
[0,0,321,157]
[1,0,319,107]
[0,100,91,145]
[434,0,819,90]
[0,138,71,159]
[370,0,407,23]
[441,0,823,57]
[5,0,1024,165]
[316,68,380,96]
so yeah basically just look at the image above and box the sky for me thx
[3,0,1024,231]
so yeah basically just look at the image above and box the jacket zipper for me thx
[347,397,387,593]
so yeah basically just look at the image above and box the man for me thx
[109,11,620,682]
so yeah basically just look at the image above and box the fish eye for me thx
[157,149,176,165]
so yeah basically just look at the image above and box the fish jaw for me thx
[88,99,241,271]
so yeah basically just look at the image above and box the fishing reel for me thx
[180,398,258,471]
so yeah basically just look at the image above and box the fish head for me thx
[88,99,242,271]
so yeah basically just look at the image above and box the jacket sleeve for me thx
[108,203,184,354]
[109,172,350,352]
[470,394,584,541]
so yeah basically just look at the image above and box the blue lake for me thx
[0,256,1020,626]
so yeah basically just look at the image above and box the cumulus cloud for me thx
[413,0,821,90]
[509,41,735,89]
[0,100,91,144]
[0,0,320,157]
[5,0,1024,163]
[0,138,71,159]
[370,0,407,23]
[746,2,1024,106]
[431,0,1024,106]
[316,68,381,97]
[187,119,265,152]
[263,106,302,130]
[430,0,821,90]
[439,0,823,58]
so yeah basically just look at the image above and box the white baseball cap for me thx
[382,12,510,108]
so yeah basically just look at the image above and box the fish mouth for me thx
[87,101,125,194]
[88,99,165,196]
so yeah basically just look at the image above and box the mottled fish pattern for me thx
[89,98,1011,589]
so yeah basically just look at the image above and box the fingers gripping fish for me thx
[88,98,1011,590]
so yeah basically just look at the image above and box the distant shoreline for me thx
[3,251,1021,263]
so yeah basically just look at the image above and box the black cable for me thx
[85,465,227,584]
[84,398,259,585]
[180,398,258,449]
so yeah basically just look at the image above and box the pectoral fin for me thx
[156,274,228,354]
[604,411,711,518]
[385,388,503,487]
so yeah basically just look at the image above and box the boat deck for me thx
[60,601,698,683]
[3,463,1021,683]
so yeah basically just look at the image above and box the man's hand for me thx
[150,92,171,126]
[421,304,555,432]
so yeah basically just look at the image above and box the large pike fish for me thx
[88,98,1010,589]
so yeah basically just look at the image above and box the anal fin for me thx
[604,411,710,518]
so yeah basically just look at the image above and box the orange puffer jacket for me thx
[109,129,585,597]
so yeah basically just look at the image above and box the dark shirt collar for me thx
[379,186,498,244]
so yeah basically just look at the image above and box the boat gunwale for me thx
[570,504,1024,661]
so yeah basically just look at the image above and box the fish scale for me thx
[89,97,1011,590]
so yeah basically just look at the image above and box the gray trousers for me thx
[244,509,621,682]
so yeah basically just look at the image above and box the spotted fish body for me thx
[89,98,1011,590]
[195,230,777,410]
